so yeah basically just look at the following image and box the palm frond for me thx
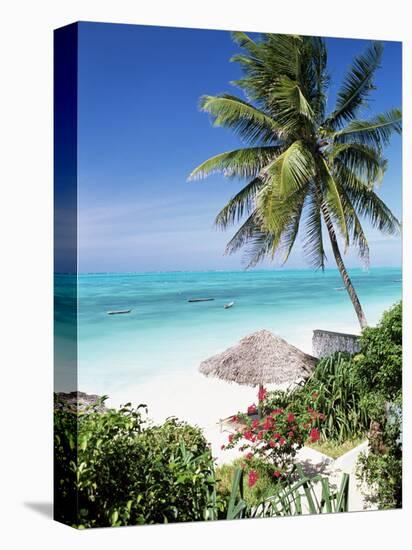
[231,31,259,53]
[279,191,308,264]
[301,189,326,270]
[329,143,386,186]
[188,146,282,181]
[199,94,280,143]
[270,75,315,132]
[336,166,401,235]
[333,109,402,149]
[214,177,263,229]
[243,187,307,267]
[224,211,260,255]
[336,182,370,265]
[320,158,349,247]
[326,42,383,129]
[257,141,314,228]
[231,34,303,109]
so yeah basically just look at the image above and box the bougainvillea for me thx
[222,387,326,475]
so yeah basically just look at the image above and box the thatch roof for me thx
[199,329,317,386]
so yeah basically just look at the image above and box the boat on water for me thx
[107,309,132,315]
[187,298,214,303]
[224,301,234,309]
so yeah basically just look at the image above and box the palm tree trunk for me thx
[321,204,368,329]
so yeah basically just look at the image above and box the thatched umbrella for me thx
[199,330,317,394]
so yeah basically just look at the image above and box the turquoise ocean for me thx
[55,268,402,395]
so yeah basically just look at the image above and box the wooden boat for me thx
[187,298,214,303]
[107,309,132,315]
[224,301,234,309]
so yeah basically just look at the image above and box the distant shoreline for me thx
[55,266,403,276]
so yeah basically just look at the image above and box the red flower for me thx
[244,430,253,441]
[247,404,257,415]
[272,408,283,415]
[248,470,259,488]
[257,430,264,441]
[273,470,281,478]
[245,452,253,461]
[287,413,295,423]
[279,437,286,446]
[258,386,267,401]
[273,432,281,440]
[310,428,320,443]
[231,415,239,423]
[252,419,260,429]
[228,434,234,443]
[263,416,274,430]
[269,439,276,448]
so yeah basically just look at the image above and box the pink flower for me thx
[231,415,239,423]
[258,386,267,401]
[247,404,257,415]
[228,434,234,443]
[252,419,260,429]
[287,413,295,423]
[272,408,283,415]
[273,470,281,478]
[248,470,259,488]
[279,437,286,446]
[257,430,264,441]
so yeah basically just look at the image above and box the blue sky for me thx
[76,22,402,273]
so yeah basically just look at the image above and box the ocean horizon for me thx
[55,267,402,395]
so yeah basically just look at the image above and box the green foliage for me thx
[264,353,368,443]
[357,406,402,509]
[216,458,282,508]
[226,465,349,519]
[354,301,402,412]
[54,400,224,528]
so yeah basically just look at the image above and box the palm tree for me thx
[189,33,401,329]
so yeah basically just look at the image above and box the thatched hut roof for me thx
[199,329,317,386]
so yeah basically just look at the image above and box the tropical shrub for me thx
[357,401,402,509]
[54,398,224,528]
[223,393,323,477]
[352,301,402,419]
[264,353,367,443]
